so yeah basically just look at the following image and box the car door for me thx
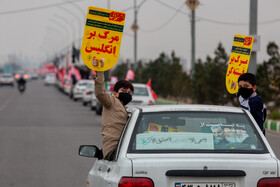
[89,110,135,187]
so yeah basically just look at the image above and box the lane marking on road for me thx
[0,93,15,112]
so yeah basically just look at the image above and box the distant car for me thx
[90,93,104,115]
[73,79,94,101]
[82,81,95,106]
[79,104,280,187]
[44,74,56,85]
[127,83,155,107]
[0,73,14,86]
[63,79,72,95]
[90,82,113,115]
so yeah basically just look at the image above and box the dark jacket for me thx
[237,92,266,135]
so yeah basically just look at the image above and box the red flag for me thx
[146,78,157,101]
[125,69,135,81]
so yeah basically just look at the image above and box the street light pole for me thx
[248,0,258,74]
[133,0,138,68]
[186,0,199,79]
[107,0,110,9]
[57,6,83,45]
[54,14,76,46]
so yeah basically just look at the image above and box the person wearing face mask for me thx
[237,73,266,136]
[92,57,134,161]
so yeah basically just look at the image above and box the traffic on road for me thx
[0,74,280,187]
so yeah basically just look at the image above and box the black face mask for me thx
[118,92,132,105]
[238,87,253,99]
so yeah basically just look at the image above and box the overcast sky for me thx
[0,0,279,69]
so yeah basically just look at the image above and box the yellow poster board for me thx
[147,123,184,133]
[80,7,125,71]
[226,34,254,94]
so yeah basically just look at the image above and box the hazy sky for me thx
[0,0,279,69]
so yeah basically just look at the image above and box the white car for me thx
[90,82,113,115]
[44,74,56,85]
[82,82,95,106]
[79,105,280,187]
[73,79,94,101]
[0,73,14,86]
[127,83,155,107]
[63,79,72,95]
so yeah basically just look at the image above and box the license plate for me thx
[175,182,235,187]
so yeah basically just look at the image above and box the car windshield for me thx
[128,111,267,153]
[87,83,94,88]
[78,82,89,86]
[133,86,149,96]
[47,74,55,78]
[3,75,12,78]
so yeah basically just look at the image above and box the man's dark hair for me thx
[238,73,256,86]
[114,80,134,92]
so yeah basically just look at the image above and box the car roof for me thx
[130,104,244,113]
[132,83,147,88]
[77,79,94,83]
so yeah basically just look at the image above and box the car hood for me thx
[127,153,279,186]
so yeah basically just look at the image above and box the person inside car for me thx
[92,57,134,161]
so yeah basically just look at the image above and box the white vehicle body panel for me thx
[82,105,280,187]
[128,83,155,107]
[127,153,278,186]
[73,80,94,100]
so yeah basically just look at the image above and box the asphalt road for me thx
[0,80,102,187]
[0,79,279,187]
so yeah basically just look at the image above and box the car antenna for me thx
[176,86,185,105]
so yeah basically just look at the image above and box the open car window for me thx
[128,111,268,153]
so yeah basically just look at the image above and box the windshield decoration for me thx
[136,132,214,150]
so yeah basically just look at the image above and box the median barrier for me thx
[265,120,280,133]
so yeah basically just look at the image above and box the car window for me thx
[87,83,94,88]
[47,74,55,78]
[128,111,267,153]
[133,86,149,96]
[3,75,12,78]
[78,82,89,86]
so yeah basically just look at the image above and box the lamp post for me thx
[57,6,83,49]
[46,26,67,55]
[185,0,199,79]
[49,18,71,46]
[54,15,76,46]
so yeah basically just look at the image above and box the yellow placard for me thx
[226,34,254,94]
[80,7,125,71]
[147,123,184,133]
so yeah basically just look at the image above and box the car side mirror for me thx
[78,145,103,159]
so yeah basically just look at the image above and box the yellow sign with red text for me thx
[226,34,254,94]
[80,7,125,71]
[147,123,184,133]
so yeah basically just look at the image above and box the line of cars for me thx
[0,72,39,87]
[48,75,156,115]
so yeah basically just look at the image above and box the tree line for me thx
[109,42,280,117]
